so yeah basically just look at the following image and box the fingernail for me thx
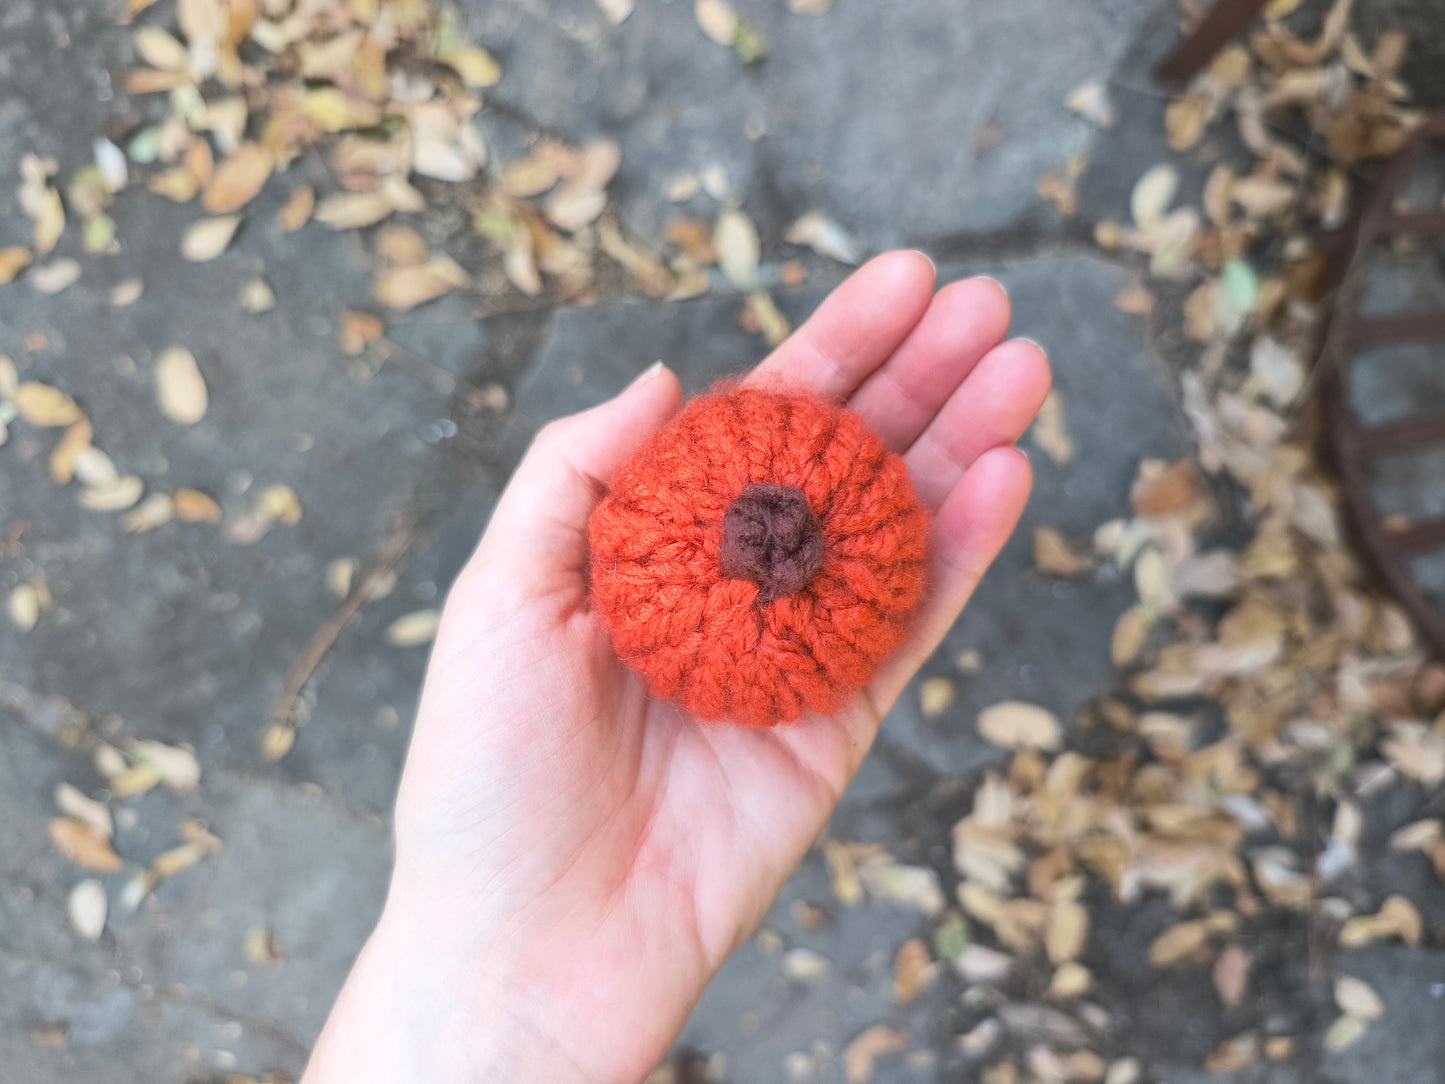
[976,275,1007,295]
[1017,336,1048,358]
[906,249,937,276]
[629,360,666,388]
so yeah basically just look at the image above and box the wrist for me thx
[303,885,601,1084]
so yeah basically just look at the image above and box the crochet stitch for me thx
[588,386,931,727]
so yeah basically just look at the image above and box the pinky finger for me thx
[867,445,1033,713]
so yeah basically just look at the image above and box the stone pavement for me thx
[2,1,1444,1083]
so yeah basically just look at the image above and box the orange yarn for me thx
[588,387,931,727]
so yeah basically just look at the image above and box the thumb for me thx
[471,362,685,599]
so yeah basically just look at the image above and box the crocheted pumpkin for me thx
[588,387,930,727]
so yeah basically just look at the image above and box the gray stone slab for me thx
[465,0,1159,250]
[1323,946,1445,1084]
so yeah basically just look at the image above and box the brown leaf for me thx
[0,247,33,284]
[173,488,222,523]
[1212,945,1251,1008]
[742,291,790,347]
[377,226,429,266]
[893,938,934,1005]
[843,1025,908,1083]
[279,185,316,232]
[156,347,208,425]
[203,143,274,213]
[49,418,93,484]
[1113,286,1156,315]
[339,310,386,355]
[55,783,112,839]
[1034,527,1086,576]
[1165,92,1213,151]
[1111,606,1151,667]
[373,259,469,310]
[1029,390,1073,464]
[49,818,123,873]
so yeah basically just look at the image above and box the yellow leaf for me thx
[1029,390,1073,464]
[33,189,64,254]
[156,347,208,425]
[442,46,502,88]
[1046,900,1088,964]
[918,677,955,718]
[304,88,382,132]
[123,493,176,533]
[387,609,442,647]
[149,166,202,203]
[130,739,201,791]
[1111,605,1151,667]
[1165,92,1212,152]
[181,215,242,261]
[1323,1014,1369,1052]
[49,818,124,873]
[501,156,561,197]
[13,382,83,426]
[80,475,145,512]
[203,143,274,214]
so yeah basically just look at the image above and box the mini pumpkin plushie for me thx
[588,386,931,727]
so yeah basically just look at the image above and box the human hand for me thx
[303,251,1052,1083]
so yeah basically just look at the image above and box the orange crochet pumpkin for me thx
[588,386,930,727]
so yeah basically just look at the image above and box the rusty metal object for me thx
[1155,0,1269,85]
[1319,114,1445,658]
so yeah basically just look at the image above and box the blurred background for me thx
[3,0,1445,1081]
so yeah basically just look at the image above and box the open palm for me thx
[306,252,1051,1084]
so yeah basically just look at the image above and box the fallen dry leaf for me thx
[123,493,175,533]
[1029,390,1073,464]
[598,0,635,23]
[1035,527,1086,576]
[181,215,242,261]
[1334,975,1384,1020]
[1324,1014,1369,1052]
[315,191,394,230]
[279,185,315,232]
[442,46,502,88]
[893,938,933,1004]
[374,259,468,309]
[714,209,760,290]
[67,879,107,940]
[173,488,222,523]
[8,585,40,631]
[387,609,442,647]
[54,783,111,839]
[1046,900,1088,964]
[785,211,862,264]
[695,0,739,44]
[977,701,1062,750]
[1148,920,1208,966]
[156,347,208,425]
[1213,945,1251,1008]
[0,247,33,284]
[13,382,82,427]
[919,676,956,718]
[843,1025,908,1083]
[203,143,274,213]
[49,818,123,873]
[30,260,81,294]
